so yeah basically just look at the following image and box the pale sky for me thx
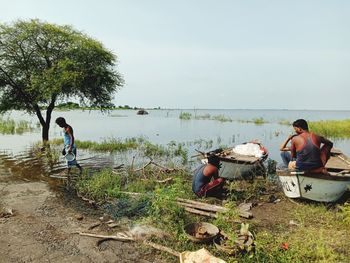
[1,0,350,110]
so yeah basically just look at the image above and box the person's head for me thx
[207,154,221,169]
[292,119,308,133]
[55,117,67,128]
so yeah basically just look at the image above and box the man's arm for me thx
[66,127,74,152]
[290,138,297,159]
[280,134,296,151]
[320,136,333,148]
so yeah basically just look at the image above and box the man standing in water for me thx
[192,154,225,198]
[280,119,333,171]
[55,117,83,181]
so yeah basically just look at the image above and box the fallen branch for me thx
[143,240,180,257]
[150,161,177,173]
[118,191,142,196]
[79,232,134,242]
[182,207,217,218]
[79,231,180,258]
[133,159,180,174]
[76,192,96,205]
[49,175,68,179]
[156,177,173,183]
[88,222,102,230]
[133,160,153,172]
[113,164,124,170]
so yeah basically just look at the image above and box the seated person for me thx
[279,119,333,171]
[192,154,225,197]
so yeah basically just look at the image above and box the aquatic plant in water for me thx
[0,117,38,134]
[179,112,192,120]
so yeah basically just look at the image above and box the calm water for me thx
[1,109,350,178]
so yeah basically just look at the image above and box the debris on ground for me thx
[0,207,14,218]
[180,248,226,263]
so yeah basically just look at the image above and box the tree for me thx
[0,19,124,141]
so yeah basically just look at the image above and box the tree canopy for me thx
[0,19,124,141]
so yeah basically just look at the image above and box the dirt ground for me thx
[0,180,164,263]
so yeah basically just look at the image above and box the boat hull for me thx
[277,170,350,202]
[219,161,265,180]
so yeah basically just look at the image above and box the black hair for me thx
[292,119,308,131]
[55,117,66,126]
[207,154,220,169]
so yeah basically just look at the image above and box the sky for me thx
[1,0,350,110]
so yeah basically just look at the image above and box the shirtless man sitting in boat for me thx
[279,119,333,172]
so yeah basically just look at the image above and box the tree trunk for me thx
[34,97,56,143]
[42,123,50,142]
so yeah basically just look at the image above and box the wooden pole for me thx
[143,241,180,257]
[79,232,134,241]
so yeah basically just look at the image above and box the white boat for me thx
[277,149,350,202]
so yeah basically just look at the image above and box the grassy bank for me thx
[71,162,350,262]
[309,119,350,139]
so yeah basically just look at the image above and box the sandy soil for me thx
[0,181,164,263]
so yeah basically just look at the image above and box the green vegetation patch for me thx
[76,169,122,200]
[71,161,350,263]
[309,119,350,139]
[0,117,38,134]
[179,112,192,120]
[211,114,233,122]
[238,117,268,125]
[50,137,188,164]
[179,112,232,122]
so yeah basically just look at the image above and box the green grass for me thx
[242,203,350,263]
[71,162,350,263]
[76,169,122,200]
[58,136,350,263]
[309,119,350,139]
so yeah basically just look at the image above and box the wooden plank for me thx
[176,198,253,219]
[176,198,228,212]
[326,155,350,170]
[183,207,218,218]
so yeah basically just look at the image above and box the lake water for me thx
[1,109,350,177]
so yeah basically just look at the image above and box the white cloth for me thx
[232,143,264,158]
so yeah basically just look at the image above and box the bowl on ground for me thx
[184,222,219,243]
